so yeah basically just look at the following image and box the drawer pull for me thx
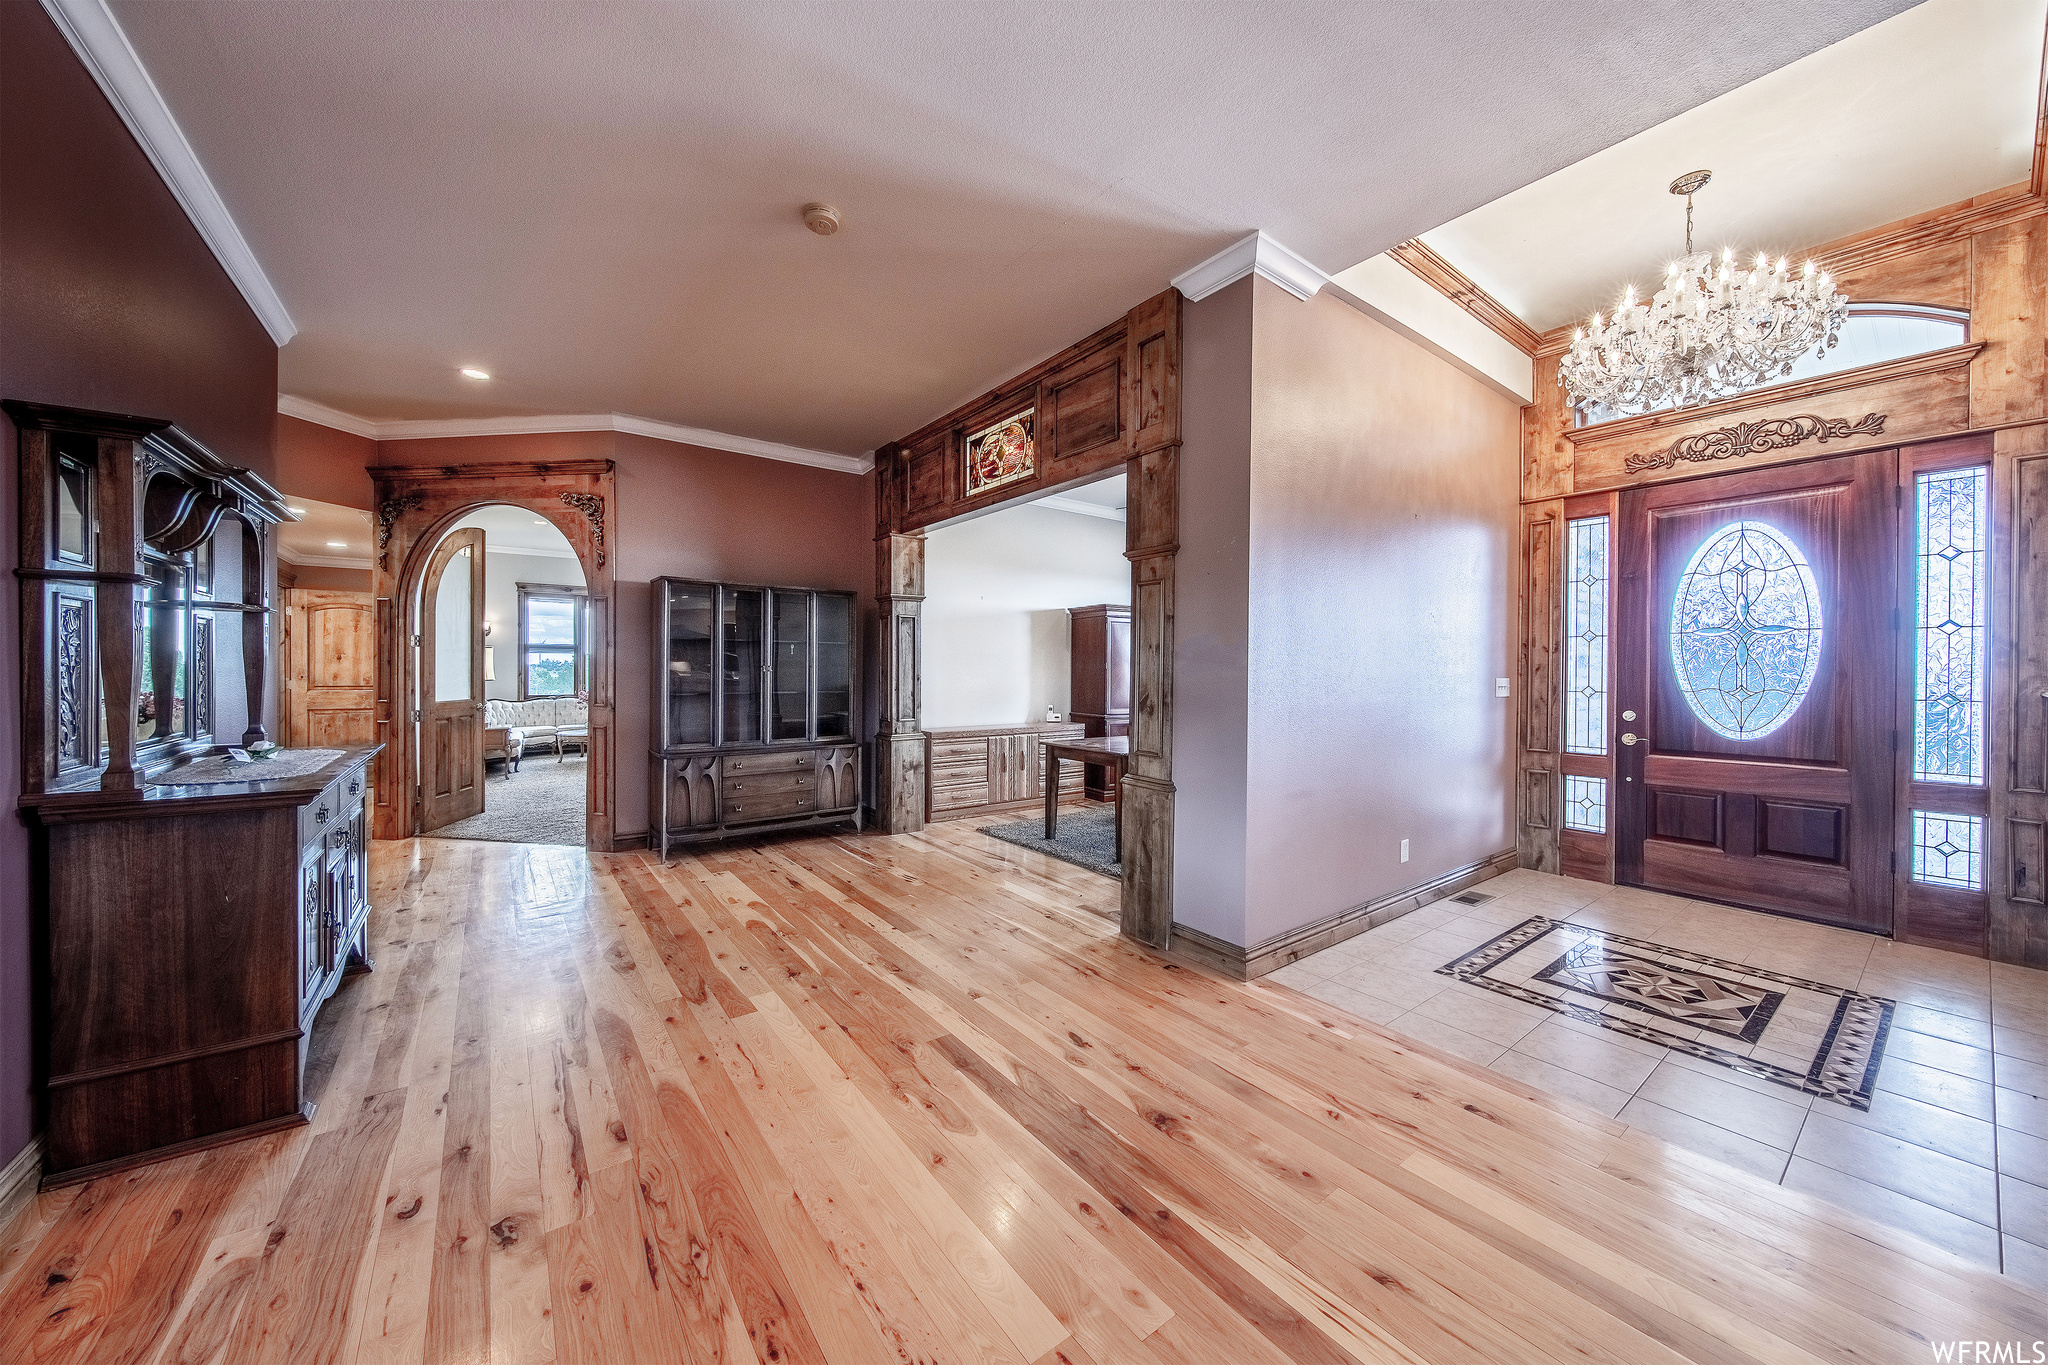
[315,803,331,825]
[347,777,361,797]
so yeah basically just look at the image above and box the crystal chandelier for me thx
[1559,170,1847,417]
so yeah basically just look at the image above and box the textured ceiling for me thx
[113,0,1913,452]
[1418,0,2045,332]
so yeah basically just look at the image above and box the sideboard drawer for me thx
[721,749,816,776]
[722,769,813,798]
[930,780,991,812]
[725,788,816,823]
[928,755,988,783]
[928,739,989,763]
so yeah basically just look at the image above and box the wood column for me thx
[1979,214,2048,962]
[97,433,141,792]
[1515,500,1562,872]
[239,521,269,747]
[1119,290,1180,949]
[872,530,927,834]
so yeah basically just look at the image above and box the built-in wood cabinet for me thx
[1068,604,1131,800]
[651,577,860,856]
[925,722,1084,821]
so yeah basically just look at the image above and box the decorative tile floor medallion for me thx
[1440,917,1894,1109]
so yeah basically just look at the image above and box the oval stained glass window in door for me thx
[1669,520,1823,740]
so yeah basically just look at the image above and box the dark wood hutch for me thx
[650,577,861,857]
[9,400,379,1184]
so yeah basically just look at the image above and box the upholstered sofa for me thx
[483,696,589,760]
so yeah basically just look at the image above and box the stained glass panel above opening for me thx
[1564,516,1609,755]
[1914,466,1988,785]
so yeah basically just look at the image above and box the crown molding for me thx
[278,547,373,571]
[1171,230,1330,303]
[1031,493,1125,522]
[479,542,581,562]
[277,393,378,440]
[1386,241,1542,355]
[41,0,296,347]
[277,396,874,474]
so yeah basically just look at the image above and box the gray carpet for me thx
[432,753,586,845]
[980,805,1121,878]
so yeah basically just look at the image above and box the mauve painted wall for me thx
[279,564,373,593]
[1169,279,1254,944]
[0,2,280,1169]
[276,427,873,840]
[1242,278,1519,948]
[275,414,377,509]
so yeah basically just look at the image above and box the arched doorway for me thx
[369,459,617,849]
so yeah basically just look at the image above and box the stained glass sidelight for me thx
[1563,776,1607,834]
[1564,516,1609,755]
[1914,466,1988,785]
[1669,520,1823,740]
[1911,811,1983,890]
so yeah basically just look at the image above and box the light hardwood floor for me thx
[3,821,2045,1363]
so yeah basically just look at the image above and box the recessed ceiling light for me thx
[459,367,491,381]
[287,505,307,515]
[326,541,347,548]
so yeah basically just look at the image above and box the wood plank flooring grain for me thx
[5,824,2047,1364]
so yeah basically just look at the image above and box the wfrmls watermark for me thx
[1931,1344,2048,1362]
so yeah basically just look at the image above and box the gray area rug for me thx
[980,806,1121,878]
[432,754,586,846]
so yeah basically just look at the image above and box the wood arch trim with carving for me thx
[368,460,617,849]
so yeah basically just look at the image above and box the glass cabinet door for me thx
[770,591,809,741]
[815,594,852,740]
[664,582,715,746]
[721,586,764,745]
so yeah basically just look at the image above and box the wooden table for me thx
[1043,735,1129,862]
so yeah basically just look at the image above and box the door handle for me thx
[1621,733,1641,746]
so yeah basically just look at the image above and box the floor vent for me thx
[1448,890,1495,906]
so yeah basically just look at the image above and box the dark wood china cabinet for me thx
[8,400,380,1184]
[650,577,860,857]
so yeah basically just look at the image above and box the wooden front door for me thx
[419,529,486,831]
[1616,450,1898,932]
[283,589,374,747]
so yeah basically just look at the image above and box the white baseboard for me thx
[0,1135,45,1237]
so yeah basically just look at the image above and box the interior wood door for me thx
[1615,450,1897,932]
[419,528,486,831]
[283,588,374,747]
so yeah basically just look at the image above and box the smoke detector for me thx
[802,202,841,236]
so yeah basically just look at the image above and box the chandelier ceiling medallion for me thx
[1559,170,1847,418]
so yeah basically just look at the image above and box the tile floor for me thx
[1263,868,2048,1288]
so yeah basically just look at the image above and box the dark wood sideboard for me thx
[925,722,1084,821]
[6,399,382,1183]
[1068,604,1131,800]
[25,748,379,1181]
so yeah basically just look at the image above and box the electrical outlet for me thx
[1400,838,1410,863]
[1495,677,1511,697]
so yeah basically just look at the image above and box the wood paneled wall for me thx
[871,289,1182,947]
[1515,180,2048,964]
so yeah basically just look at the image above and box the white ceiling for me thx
[1413,0,2046,333]
[1033,472,1127,522]
[109,0,1913,455]
[275,497,372,568]
[450,505,584,564]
